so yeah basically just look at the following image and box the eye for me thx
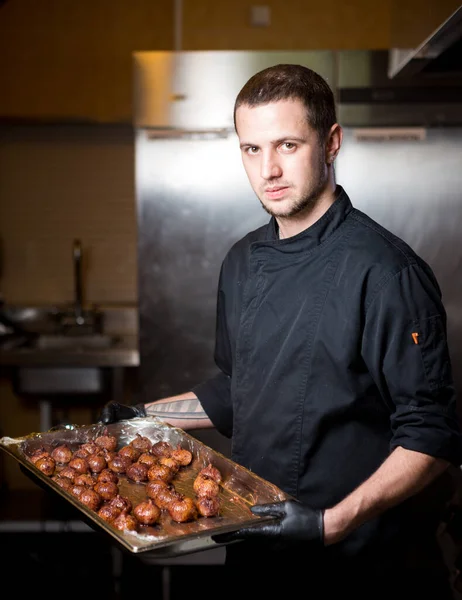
[244,146,259,155]
[281,142,296,151]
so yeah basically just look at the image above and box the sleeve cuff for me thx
[192,372,233,438]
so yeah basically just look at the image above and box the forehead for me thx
[235,99,310,140]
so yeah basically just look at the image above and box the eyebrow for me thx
[239,135,307,149]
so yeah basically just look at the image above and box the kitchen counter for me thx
[0,334,139,367]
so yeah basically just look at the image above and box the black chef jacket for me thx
[193,186,462,569]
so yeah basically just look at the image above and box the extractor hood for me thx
[388,5,462,79]
[337,49,462,127]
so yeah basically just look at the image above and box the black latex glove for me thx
[213,499,324,549]
[98,401,147,424]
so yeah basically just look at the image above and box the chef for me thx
[100,63,462,599]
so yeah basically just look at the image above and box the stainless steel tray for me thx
[0,417,290,556]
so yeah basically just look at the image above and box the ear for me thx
[325,124,343,164]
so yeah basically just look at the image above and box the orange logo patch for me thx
[411,332,419,345]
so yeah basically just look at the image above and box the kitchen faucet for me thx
[57,239,102,334]
[73,238,84,324]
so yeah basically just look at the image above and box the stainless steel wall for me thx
[136,126,462,451]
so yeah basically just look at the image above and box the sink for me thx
[34,334,119,350]
[0,303,105,339]
[0,305,139,372]
[0,305,62,335]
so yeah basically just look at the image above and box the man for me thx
[100,64,462,598]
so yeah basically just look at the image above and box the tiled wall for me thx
[0,123,138,306]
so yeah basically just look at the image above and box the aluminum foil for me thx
[0,417,290,556]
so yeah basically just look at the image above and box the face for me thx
[235,99,329,219]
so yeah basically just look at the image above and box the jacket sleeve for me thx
[192,262,234,438]
[362,262,462,465]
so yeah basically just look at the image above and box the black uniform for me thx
[193,187,461,597]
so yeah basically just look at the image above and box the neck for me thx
[278,182,338,240]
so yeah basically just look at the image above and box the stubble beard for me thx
[258,156,328,219]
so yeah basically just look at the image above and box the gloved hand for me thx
[98,401,147,424]
[213,499,324,548]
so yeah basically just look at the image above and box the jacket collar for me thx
[263,185,353,252]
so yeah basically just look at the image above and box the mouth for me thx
[264,186,289,200]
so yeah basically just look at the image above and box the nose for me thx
[260,150,282,180]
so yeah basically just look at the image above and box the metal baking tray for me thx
[0,417,290,556]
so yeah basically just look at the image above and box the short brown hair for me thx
[234,64,337,141]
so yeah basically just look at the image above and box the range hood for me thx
[388,5,462,78]
[337,49,462,128]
